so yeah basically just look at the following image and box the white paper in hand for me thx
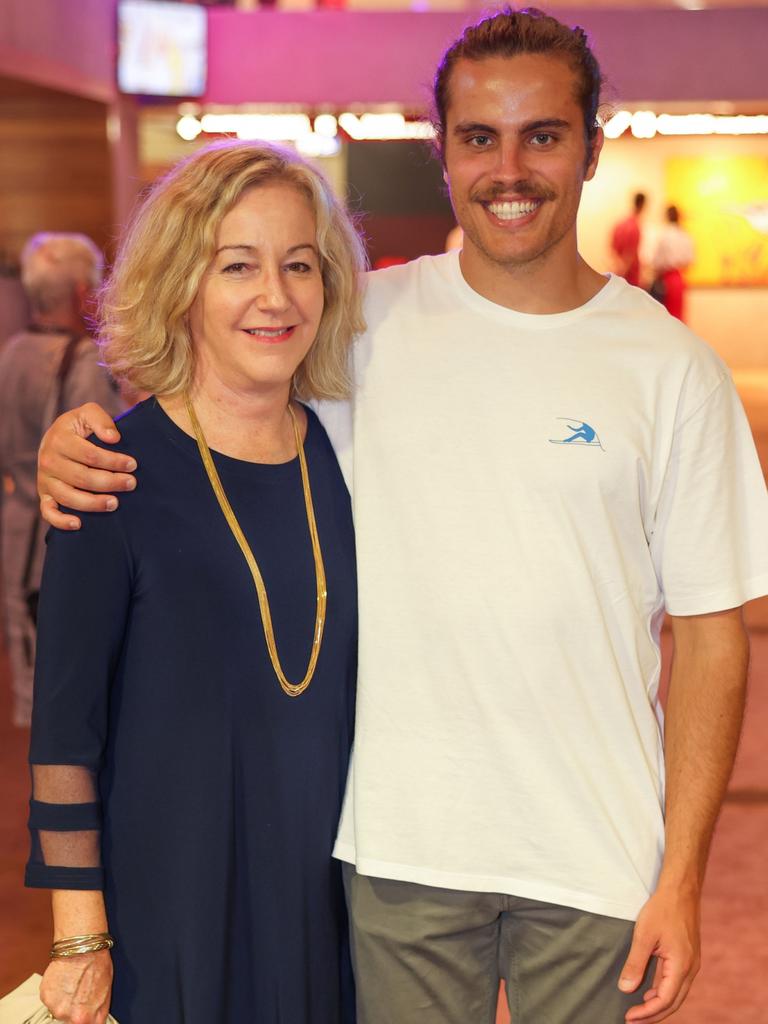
[0,974,119,1024]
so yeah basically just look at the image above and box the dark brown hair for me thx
[432,7,604,159]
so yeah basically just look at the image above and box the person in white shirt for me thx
[651,205,695,321]
[34,8,768,1024]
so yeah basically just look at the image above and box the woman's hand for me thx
[40,949,113,1024]
[37,404,138,529]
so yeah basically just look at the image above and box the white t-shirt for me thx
[317,252,768,922]
[652,224,695,273]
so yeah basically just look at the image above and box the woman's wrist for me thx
[51,889,108,942]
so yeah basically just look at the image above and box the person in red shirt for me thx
[611,191,646,286]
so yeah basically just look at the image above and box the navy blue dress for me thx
[27,398,357,1024]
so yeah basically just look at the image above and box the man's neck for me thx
[458,244,607,315]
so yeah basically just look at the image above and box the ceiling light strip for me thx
[604,111,768,139]
[175,112,435,143]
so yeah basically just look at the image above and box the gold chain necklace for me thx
[184,395,327,698]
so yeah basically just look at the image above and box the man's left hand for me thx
[618,884,700,1022]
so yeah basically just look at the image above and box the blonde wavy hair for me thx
[99,140,367,401]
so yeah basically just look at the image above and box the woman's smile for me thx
[242,325,298,343]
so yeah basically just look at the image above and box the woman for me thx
[26,140,365,1024]
[650,204,695,322]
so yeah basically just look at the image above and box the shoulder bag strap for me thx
[22,332,84,594]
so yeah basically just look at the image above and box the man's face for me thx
[443,53,602,278]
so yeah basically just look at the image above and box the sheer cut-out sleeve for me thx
[26,509,133,891]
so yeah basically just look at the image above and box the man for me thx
[611,190,646,285]
[35,9,768,1023]
[0,232,122,726]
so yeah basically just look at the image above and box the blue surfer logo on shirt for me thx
[549,418,604,450]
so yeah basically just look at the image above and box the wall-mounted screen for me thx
[118,0,207,97]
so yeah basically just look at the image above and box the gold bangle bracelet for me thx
[50,933,114,959]
[50,942,113,959]
[52,931,113,949]
[51,933,113,946]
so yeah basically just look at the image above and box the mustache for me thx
[472,181,556,203]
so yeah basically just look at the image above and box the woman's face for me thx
[189,182,324,397]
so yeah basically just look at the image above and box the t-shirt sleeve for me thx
[311,398,354,496]
[650,373,768,616]
[25,508,133,890]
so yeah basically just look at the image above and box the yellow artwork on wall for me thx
[666,156,768,286]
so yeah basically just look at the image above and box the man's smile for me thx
[485,199,542,221]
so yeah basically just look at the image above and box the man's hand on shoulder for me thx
[619,883,700,1023]
[38,403,138,530]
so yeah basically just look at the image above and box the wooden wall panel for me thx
[0,77,112,269]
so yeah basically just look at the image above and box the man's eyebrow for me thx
[452,118,572,136]
[522,118,571,133]
[214,243,318,255]
[452,121,497,137]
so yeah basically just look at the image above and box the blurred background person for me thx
[0,232,122,727]
[610,191,646,286]
[651,204,696,322]
[444,224,463,252]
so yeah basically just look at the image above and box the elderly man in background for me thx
[0,232,122,726]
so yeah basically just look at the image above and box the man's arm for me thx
[38,404,138,530]
[620,607,749,1023]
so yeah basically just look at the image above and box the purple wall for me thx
[205,7,768,108]
[1,3,765,109]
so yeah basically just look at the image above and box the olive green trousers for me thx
[343,865,654,1024]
